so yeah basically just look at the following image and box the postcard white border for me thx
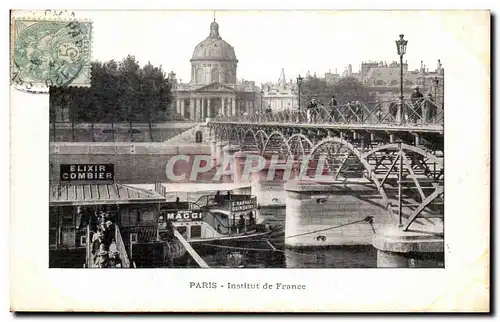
[6,0,491,313]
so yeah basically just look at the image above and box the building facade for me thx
[361,59,444,104]
[169,20,261,121]
[261,68,298,112]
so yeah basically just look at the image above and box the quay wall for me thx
[49,143,214,184]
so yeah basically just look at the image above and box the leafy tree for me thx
[300,76,331,106]
[331,77,376,104]
[300,76,376,106]
[49,55,173,126]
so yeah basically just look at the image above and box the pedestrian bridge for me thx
[207,97,444,234]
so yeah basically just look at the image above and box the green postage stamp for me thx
[11,17,92,90]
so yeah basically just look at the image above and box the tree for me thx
[300,76,331,105]
[300,76,376,106]
[331,77,376,104]
[49,55,173,124]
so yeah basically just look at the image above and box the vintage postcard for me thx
[9,8,490,312]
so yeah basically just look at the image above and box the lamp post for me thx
[395,34,408,125]
[296,75,303,122]
[434,76,439,100]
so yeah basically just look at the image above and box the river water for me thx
[168,203,381,269]
[138,178,444,269]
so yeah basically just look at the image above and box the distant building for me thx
[362,59,444,103]
[169,19,261,121]
[261,68,298,112]
[324,69,341,85]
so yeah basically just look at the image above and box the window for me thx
[195,130,203,143]
[177,226,187,236]
[190,225,202,238]
[196,68,203,84]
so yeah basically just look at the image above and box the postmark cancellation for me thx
[10,16,92,90]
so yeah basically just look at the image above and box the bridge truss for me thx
[208,97,444,232]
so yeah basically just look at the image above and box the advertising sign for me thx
[60,164,114,183]
[230,197,257,212]
[165,210,204,222]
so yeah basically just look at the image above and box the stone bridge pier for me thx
[214,141,228,166]
[372,226,444,268]
[284,180,392,248]
[220,144,240,183]
[233,151,299,207]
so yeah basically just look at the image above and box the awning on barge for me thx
[50,183,166,206]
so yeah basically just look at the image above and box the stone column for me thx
[195,98,199,121]
[232,97,237,116]
[202,98,206,120]
[220,97,224,116]
[206,98,211,119]
[197,98,203,122]
[189,98,195,121]
[176,98,181,114]
[180,99,185,118]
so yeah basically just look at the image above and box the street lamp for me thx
[395,34,408,124]
[296,74,303,113]
[434,76,439,99]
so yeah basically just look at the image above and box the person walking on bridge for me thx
[306,98,318,123]
[425,93,436,123]
[410,86,424,123]
[329,96,338,122]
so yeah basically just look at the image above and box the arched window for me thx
[195,130,203,143]
[211,68,219,83]
[390,80,398,86]
[196,68,204,84]
[376,79,385,86]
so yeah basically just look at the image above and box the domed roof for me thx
[191,21,237,62]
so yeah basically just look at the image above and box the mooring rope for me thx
[285,216,375,239]
[198,242,316,257]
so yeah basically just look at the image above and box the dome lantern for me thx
[209,20,221,39]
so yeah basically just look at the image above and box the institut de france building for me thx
[168,20,261,121]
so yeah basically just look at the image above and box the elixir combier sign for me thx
[60,164,114,182]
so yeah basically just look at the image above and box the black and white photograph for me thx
[8,6,490,312]
[44,9,446,269]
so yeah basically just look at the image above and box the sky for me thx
[16,10,487,86]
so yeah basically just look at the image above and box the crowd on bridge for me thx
[302,86,439,124]
[250,86,440,125]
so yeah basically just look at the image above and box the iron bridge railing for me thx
[212,97,444,127]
